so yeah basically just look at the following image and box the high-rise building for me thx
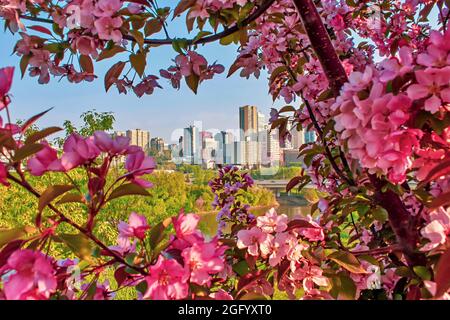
[201,135,218,169]
[267,128,280,166]
[126,129,150,151]
[150,137,165,153]
[291,126,305,149]
[233,141,245,165]
[183,125,200,164]
[214,131,234,165]
[239,105,259,140]
[305,130,317,143]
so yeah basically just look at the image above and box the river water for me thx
[198,195,310,236]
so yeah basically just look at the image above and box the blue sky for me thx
[0,15,283,144]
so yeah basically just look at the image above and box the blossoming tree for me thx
[0,0,450,300]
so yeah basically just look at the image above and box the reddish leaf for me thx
[79,55,94,73]
[286,176,302,192]
[21,108,53,133]
[25,126,62,144]
[435,248,450,297]
[0,240,25,266]
[104,61,126,92]
[286,219,319,231]
[28,25,53,36]
[97,46,126,62]
[20,55,30,79]
[428,191,450,209]
[173,0,197,19]
[185,74,199,94]
[13,143,44,162]
[420,159,450,185]
[144,19,163,37]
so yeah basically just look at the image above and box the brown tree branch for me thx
[19,0,275,46]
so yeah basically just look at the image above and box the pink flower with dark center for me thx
[170,211,204,250]
[94,16,122,43]
[181,240,225,286]
[143,256,189,300]
[237,226,269,256]
[124,150,156,188]
[2,249,57,300]
[257,208,288,233]
[61,133,101,170]
[118,212,149,241]
[27,142,64,176]
[407,67,450,113]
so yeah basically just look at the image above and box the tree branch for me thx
[19,0,275,46]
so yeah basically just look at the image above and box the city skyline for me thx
[116,105,316,169]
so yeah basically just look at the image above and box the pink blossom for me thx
[407,67,450,114]
[421,207,450,251]
[61,133,101,170]
[0,162,9,186]
[256,208,288,233]
[71,35,98,58]
[133,76,162,97]
[423,280,450,299]
[118,212,149,241]
[171,211,204,249]
[237,226,269,256]
[260,232,295,267]
[27,142,64,176]
[181,240,225,286]
[124,150,156,188]
[2,249,57,300]
[293,215,325,242]
[290,261,329,294]
[93,131,130,155]
[94,0,122,17]
[0,66,14,98]
[94,16,123,43]
[143,256,189,300]
[210,289,233,300]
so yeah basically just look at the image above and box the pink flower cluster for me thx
[111,211,228,300]
[143,211,227,300]
[237,209,328,297]
[27,131,155,187]
[420,206,450,251]
[0,66,14,186]
[333,66,422,184]
[160,51,224,89]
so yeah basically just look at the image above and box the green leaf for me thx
[38,185,75,214]
[372,207,388,223]
[107,183,150,201]
[130,52,147,77]
[58,233,92,261]
[148,217,171,250]
[25,126,62,144]
[413,266,431,281]
[13,143,44,162]
[328,251,367,274]
[185,74,199,94]
[56,193,84,205]
[0,227,33,248]
[233,260,250,276]
[20,55,30,79]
